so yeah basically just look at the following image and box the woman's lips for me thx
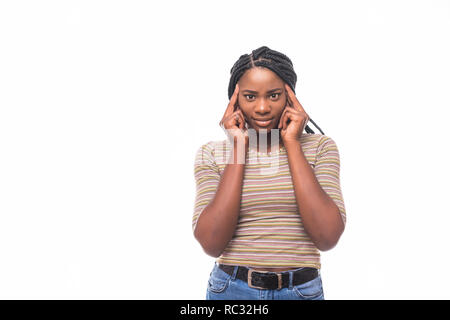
[253,118,273,127]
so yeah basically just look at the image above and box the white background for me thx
[1,0,449,299]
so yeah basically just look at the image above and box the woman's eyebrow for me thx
[242,88,283,93]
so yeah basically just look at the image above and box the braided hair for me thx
[228,46,324,135]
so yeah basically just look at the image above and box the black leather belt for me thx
[218,264,318,290]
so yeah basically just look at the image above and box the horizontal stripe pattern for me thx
[192,133,346,269]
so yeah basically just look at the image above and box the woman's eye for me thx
[244,93,280,100]
[270,93,280,99]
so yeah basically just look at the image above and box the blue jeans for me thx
[205,262,325,300]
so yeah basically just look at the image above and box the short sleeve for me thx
[192,142,221,233]
[314,136,347,227]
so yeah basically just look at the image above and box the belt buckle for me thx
[247,269,283,290]
[277,273,282,290]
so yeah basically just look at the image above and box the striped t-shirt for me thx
[192,133,346,269]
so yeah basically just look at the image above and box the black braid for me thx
[228,46,325,135]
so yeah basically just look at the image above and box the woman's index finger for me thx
[227,84,240,113]
[284,83,305,112]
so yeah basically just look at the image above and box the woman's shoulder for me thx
[300,133,337,150]
[196,139,230,152]
[196,135,339,154]
[301,132,335,141]
[195,139,231,162]
[195,135,339,159]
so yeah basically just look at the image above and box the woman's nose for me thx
[256,100,271,114]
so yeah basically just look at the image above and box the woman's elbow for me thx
[316,240,338,252]
[316,225,345,252]
[199,241,223,258]
[194,228,223,258]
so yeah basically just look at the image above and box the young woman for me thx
[192,46,346,300]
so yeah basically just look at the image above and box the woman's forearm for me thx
[285,139,344,251]
[194,145,246,257]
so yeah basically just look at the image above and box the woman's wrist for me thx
[283,138,301,149]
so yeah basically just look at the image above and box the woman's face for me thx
[237,67,288,133]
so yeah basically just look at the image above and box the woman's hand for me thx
[278,83,310,144]
[219,84,249,150]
